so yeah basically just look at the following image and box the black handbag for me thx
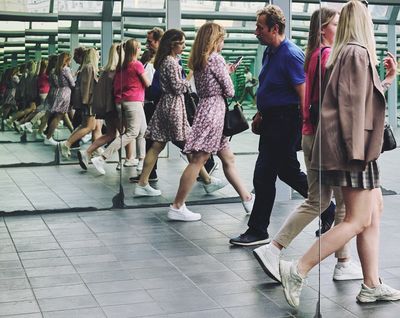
[184,89,199,126]
[381,123,397,153]
[223,99,249,137]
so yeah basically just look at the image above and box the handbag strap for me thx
[310,47,329,101]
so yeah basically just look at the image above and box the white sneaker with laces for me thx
[280,260,305,308]
[92,147,104,157]
[44,137,58,146]
[203,176,228,194]
[124,158,139,167]
[116,162,121,171]
[168,204,201,221]
[91,156,106,175]
[356,281,400,303]
[242,193,255,214]
[134,184,161,196]
[333,261,363,281]
[59,141,71,158]
[253,244,281,283]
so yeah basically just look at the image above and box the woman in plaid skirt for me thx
[278,0,399,309]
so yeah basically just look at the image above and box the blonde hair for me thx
[122,39,141,69]
[55,52,71,75]
[82,47,99,74]
[327,0,377,67]
[103,43,119,72]
[188,22,225,71]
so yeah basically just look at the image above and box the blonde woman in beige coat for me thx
[278,0,399,309]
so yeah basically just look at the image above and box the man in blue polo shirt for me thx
[230,4,309,245]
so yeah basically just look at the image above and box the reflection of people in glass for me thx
[279,0,399,309]
[253,6,363,285]
[239,66,256,104]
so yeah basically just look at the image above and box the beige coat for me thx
[80,64,98,106]
[311,42,386,172]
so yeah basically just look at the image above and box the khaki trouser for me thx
[103,101,146,160]
[274,134,350,259]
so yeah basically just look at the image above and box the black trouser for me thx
[248,105,308,236]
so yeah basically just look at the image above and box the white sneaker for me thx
[333,262,363,281]
[59,141,71,158]
[81,133,92,144]
[280,260,305,308]
[253,244,281,283]
[203,176,228,194]
[116,162,122,171]
[134,184,161,196]
[92,147,104,157]
[168,204,201,222]
[21,122,33,133]
[91,156,106,175]
[242,193,255,214]
[44,137,58,146]
[357,281,400,303]
[124,158,139,167]
[77,150,89,170]
[136,160,144,171]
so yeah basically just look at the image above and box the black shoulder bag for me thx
[381,123,397,152]
[184,88,199,126]
[309,47,329,126]
[223,98,249,137]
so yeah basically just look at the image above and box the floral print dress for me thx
[51,66,75,113]
[145,56,190,143]
[184,52,234,154]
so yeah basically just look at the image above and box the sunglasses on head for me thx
[361,0,368,7]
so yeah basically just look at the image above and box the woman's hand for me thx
[226,63,236,74]
[383,52,398,83]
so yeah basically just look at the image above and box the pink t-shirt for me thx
[113,60,145,104]
[302,47,331,135]
[37,73,50,94]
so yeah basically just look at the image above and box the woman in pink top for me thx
[91,39,150,175]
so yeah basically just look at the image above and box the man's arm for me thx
[293,82,305,113]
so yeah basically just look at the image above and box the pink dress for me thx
[184,53,234,154]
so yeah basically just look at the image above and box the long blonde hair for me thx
[103,43,119,72]
[327,0,377,67]
[188,22,225,71]
[82,47,99,74]
[122,39,141,69]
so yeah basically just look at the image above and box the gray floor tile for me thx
[87,280,144,295]
[38,294,98,312]
[43,307,106,318]
[0,300,40,316]
[29,274,84,289]
[94,290,153,306]
[102,302,165,318]
[34,284,91,300]
[0,289,35,303]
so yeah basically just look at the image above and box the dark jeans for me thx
[248,105,308,236]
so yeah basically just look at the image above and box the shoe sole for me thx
[77,151,87,170]
[129,178,158,183]
[229,237,271,246]
[134,189,161,197]
[167,211,201,222]
[253,249,281,283]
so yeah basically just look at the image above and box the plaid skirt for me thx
[321,161,380,190]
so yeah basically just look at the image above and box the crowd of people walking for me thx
[1,0,399,310]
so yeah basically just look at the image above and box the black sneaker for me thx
[229,229,270,246]
[129,173,158,183]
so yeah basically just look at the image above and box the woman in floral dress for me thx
[169,22,255,221]
[135,29,226,198]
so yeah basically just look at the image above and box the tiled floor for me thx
[1,196,400,317]
[1,126,400,317]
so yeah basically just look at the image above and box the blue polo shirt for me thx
[256,38,305,112]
